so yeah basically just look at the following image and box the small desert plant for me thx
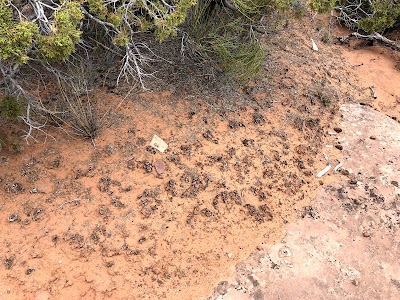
[321,33,330,43]
[58,77,99,141]
[310,82,338,107]
[0,95,21,119]
[186,0,266,80]
[10,139,21,154]
[208,32,265,80]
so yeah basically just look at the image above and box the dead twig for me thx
[334,160,343,174]
[55,199,80,211]
[369,86,377,99]
[124,210,136,219]
[339,32,400,51]
[316,153,331,178]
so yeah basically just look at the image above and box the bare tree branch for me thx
[339,32,400,51]
[0,62,61,143]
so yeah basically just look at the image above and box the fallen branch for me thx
[316,153,331,178]
[339,32,400,51]
[0,62,62,143]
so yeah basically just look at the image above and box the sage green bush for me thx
[334,0,400,33]
[0,95,21,119]
[1,0,398,140]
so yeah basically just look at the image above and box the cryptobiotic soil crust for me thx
[208,18,400,300]
[0,16,399,300]
[208,103,400,300]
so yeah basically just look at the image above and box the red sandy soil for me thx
[0,15,399,300]
[207,16,400,300]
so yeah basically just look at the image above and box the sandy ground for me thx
[207,17,400,300]
[207,103,400,300]
[340,42,400,121]
[0,15,399,300]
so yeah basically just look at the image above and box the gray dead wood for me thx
[339,32,400,51]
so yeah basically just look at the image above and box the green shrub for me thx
[357,0,400,33]
[38,2,84,61]
[208,33,265,80]
[0,95,22,119]
[336,0,400,33]
[0,0,38,63]
[187,0,270,80]
[10,139,22,154]
[310,0,336,13]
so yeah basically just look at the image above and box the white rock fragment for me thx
[334,161,343,174]
[311,38,319,51]
[316,153,331,178]
[281,259,293,268]
[150,134,168,153]
[316,165,331,178]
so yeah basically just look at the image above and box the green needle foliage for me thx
[0,0,38,64]
[355,0,400,33]
[1,0,399,141]
[38,2,84,61]
[0,95,22,119]
[187,0,269,80]
[1,0,399,80]
[317,0,400,33]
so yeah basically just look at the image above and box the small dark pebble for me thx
[201,208,212,217]
[242,139,254,147]
[8,214,19,222]
[353,198,363,205]
[25,268,35,275]
[335,145,343,150]
[333,127,342,133]
[143,161,153,173]
[52,235,59,244]
[301,206,320,219]
[370,135,377,140]
[4,258,14,269]
[362,231,371,237]
[341,169,350,176]
[146,146,157,154]
[352,279,360,286]
[349,179,357,185]
[391,181,399,187]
